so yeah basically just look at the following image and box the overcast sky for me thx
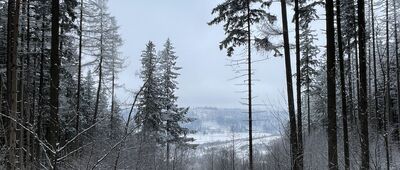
[107,0,300,109]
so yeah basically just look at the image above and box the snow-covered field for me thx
[183,107,282,155]
[188,132,281,158]
[189,132,280,145]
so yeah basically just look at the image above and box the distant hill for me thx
[185,107,286,135]
[122,107,286,135]
[185,107,284,158]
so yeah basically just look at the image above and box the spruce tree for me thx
[298,0,322,136]
[136,41,162,134]
[135,41,163,169]
[81,70,96,129]
[299,29,320,135]
[159,39,193,169]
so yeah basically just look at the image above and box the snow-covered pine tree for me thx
[30,0,52,166]
[79,69,109,135]
[299,28,320,132]
[136,41,162,134]
[158,39,194,169]
[342,0,358,125]
[59,0,79,140]
[293,0,323,167]
[135,41,163,169]
[80,70,96,129]
[298,0,322,135]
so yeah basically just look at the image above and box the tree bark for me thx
[385,0,391,169]
[354,3,360,123]
[246,1,253,169]
[110,56,115,137]
[93,8,104,126]
[394,0,400,143]
[347,39,355,124]
[306,45,311,135]
[326,0,338,169]
[370,0,381,131]
[49,0,60,168]
[76,0,83,134]
[279,0,299,169]
[19,0,28,167]
[36,9,46,167]
[6,0,21,169]
[25,0,34,167]
[294,0,303,168]
[357,0,370,169]
[166,123,170,170]
[336,0,350,169]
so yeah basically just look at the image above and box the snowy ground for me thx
[189,132,280,145]
[189,132,281,157]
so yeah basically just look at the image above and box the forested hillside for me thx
[185,107,283,134]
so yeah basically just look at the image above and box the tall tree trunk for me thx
[36,10,46,167]
[370,0,380,131]
[93,10,104,126]
[232,132,235,170]
[294,0,303,168]
[93,53,103,125]
[6,0,21,169]
[49,0,60,168]
[166,122,170,170]
[384,0,393,170]
[279,0,299,169]
[19,0,26,167]
[25,0,34,167]
[76,0,83,134]
[384,0,391,169]
[357,0,370,169]
[394,0,400,143]
[336,0,350,169]
[378,37,390,170]
[326,0,338,169]
[348,39,355,124]
[246,1,253,169]
[307,80,311,135]
[110,56,115,137]
[19,0,27,168]
[354,1,360,123]
[386,0,391,126]
[306,46,311,135]
[355,36,360,122]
